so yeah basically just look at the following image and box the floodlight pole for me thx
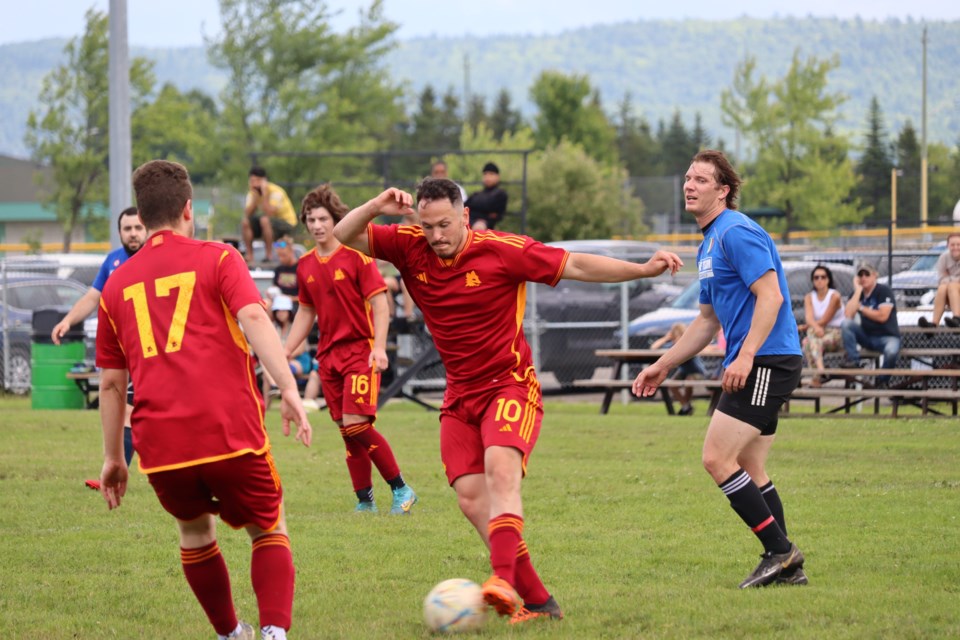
[920,25,928,230]
[108,0,132,249]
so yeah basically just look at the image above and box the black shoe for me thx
[776,566,809,586]
[678,405,694,416]
[739,543,805,589]
[918,317,934,328]
[945,317,960,329]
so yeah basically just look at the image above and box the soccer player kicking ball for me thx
[634,150,807,588]
[284,184,417,515]
[95,160,312,640]
[334,179,682,623]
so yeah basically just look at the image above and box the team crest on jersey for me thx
[113,259,121,267]
[415,272,428,284]
[698,257,714,280]
[465,271,481,287]
[334,268,346,281]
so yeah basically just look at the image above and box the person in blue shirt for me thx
[52,206,145,480]
[633,150,807,589]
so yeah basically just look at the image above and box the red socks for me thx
[251,533,294,631]
[341,422,400,484]
[181,541,237,636]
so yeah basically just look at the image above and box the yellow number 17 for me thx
[122,271,197,358]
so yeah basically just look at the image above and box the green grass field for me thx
[1,395,959,639]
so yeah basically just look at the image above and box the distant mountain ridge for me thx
[2,17,958,159]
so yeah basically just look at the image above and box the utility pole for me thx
[463,53,471,117]
[920,25,928,229]
[108,0,131,249]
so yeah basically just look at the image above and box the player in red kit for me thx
[334,179,682,624]
[95,160,312,640]
[284,184,416,515]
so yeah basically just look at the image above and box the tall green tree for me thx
[132,84,221,184]
[720,52,862,237]
[24,9,152,251]
[529,71,617,164]
[208,0,404,192]
[525,140,645,241]
[658,110,696,176]
[893,121,921,225]
[855,96,894,222]
[615,93,660,177]
[408,85,461,151]
[488,89,524,141]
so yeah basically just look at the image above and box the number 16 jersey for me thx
[96,230,269,474]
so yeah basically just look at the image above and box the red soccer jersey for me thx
[296,245,388,356]
[96,231,269,474]
[368,225,569,387]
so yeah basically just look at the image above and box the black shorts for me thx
[715,355,802,436]
[126,381,135,405]
[248,214,294,239]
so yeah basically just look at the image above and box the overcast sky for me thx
[2,0,958,48]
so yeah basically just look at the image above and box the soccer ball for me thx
[423,578,487,633]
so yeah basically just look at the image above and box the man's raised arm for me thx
[334,188,416,256]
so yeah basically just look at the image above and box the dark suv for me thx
[1,274,88,392]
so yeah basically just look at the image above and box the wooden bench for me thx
[791,367,960,417]
[573,378,722,415]
[579,348,960,416]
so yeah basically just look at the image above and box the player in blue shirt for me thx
[52,207,145,484]
[633,150,807,589]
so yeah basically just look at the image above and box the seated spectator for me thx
[842,260,901,386]
[801,265,844,387]
[262,295,314,408]
[918,233,960,328]
[272,235,300,299]
[650,322,707,415]
[242,166,297,265]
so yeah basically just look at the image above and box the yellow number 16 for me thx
[122,271,197,358]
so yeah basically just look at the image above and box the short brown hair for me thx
[415,177,463,207]
[300,184,349,224]
[692,149,741,210]
[131,160,193,229]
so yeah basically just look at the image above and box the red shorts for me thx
[439,369,543,485]
[319,340,380,423]
[147,452,284,531]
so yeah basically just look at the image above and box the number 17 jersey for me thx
[96,230,269,474]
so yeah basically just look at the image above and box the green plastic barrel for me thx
[31,342,85,410]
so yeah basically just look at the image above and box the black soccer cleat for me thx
[738,543,804,589]
[776,566,809,586]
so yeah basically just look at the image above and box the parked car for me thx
[0,274,89,392]
[625,261,858,346]
[5,253,107,288]
[527,240,691,384]
[889,241,946,309]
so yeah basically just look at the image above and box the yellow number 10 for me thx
[122,271,197,358]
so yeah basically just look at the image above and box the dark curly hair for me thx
[415,177,463,207]
[300,184,349,224]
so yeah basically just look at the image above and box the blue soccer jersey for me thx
[92,246,134,292]
[697,209,801,367]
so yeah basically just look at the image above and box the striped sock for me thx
[180,541,237,636]
[719,469,790,554]
[488,514,523,586]
[513,540,550,606]
[759,480,787,536]
[251,533,294,631]
[340,427,372,492]
[345,422,401,482]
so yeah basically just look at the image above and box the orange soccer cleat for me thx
[481,575,522,617]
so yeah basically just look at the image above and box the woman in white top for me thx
[802,265,844,386]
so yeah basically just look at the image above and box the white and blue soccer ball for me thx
[423,578,487,633]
